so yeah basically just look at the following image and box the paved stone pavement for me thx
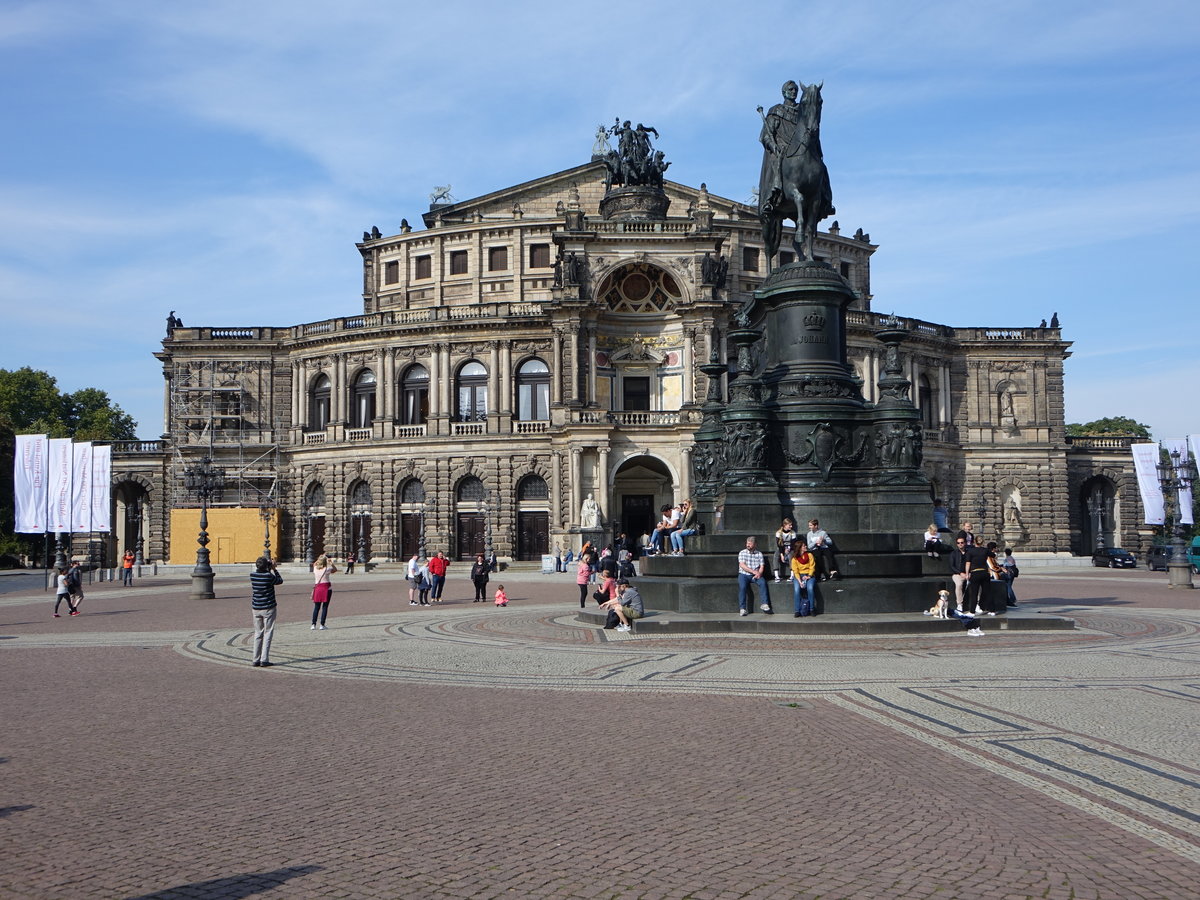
[0,567,1197,899]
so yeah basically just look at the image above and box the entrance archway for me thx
[611,455,676,546]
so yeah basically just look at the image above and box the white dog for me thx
[923,589,951,619]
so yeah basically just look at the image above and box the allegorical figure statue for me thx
[580,493,601,529]
[757,80,834,268]
[601,119,670,191]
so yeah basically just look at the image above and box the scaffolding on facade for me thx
[166,358,282,512]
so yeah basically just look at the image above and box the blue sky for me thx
[2,0,1197,440]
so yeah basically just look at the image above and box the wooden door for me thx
[456,513,486,560]
[517,512,549,561]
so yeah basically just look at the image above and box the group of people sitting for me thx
[645,499,699,555]
[928,522,1019,615]
[590,569,645,633]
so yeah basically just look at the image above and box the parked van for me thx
[1147,546,1172,571]
[1191,537,1200,573]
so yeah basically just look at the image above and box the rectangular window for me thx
[742,247,760,272]
[623,376,651,411]
[414,255,432,280]
[488,246,509,271]
[529,244,551,269]
[779,251,795,266]
[449,250,468,275]
[518,383,550,420]
[384,260,399,284]
[840,261,851,278]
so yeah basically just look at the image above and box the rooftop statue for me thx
[757,80,835,269]
[600,118,670,191]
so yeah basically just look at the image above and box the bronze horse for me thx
[758,81,834,269]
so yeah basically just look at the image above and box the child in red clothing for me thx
[494,585,508,607]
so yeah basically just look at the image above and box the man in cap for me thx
[598,578,644,633]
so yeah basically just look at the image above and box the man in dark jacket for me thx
[948,537,968,613]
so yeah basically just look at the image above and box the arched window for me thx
[457,476,485,502]
[517,474,549,501]
[456,361,488,422]
[400,479,426,503]
[309,374,331,430]
[350,370,377,428]
[349,480,372,511]
[400,364,429,426]
[918,375,934,429]
[304,482,326,511]
[516,358,550,421]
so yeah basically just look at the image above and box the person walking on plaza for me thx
[427,550,448,602]
[66,560,85,610]
[737,536,772,616]
[470,553,490,601]
[249,557,282,667]
[345,551,356,575]
[310,554,336,630]
[790,544,817,617]
[53,568,78,617]
[121,549,135,586]
[1002,547,1019,607]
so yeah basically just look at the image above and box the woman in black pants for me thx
[963,543,994,615]
[470,553,490,602]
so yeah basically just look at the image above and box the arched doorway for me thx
[396,478,426,560]
[611,454,676,547]
[455,476,487,560]
[1079,476,1118,553]
[113,480,150,566]
[304,482,326,561]
[347,480,372,562]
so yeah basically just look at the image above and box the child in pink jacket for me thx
[494,585,509,607]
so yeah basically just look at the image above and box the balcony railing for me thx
[1066,435,1137,450]
[303,432,327,445]
[393,424,427,439]
[345,427,372,442]
[452,422,485,436]
[515,421,550,434]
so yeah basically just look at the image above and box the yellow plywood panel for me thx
[170,508,280,565]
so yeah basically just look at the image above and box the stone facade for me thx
[108,161,1144,565]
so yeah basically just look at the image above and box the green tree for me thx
[1066,416,1152,440]
[0,368,138,563]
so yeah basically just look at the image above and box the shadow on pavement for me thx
[124,865,322,899]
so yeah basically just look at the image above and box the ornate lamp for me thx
[1156,447,1196,590]
[182,456,224,600]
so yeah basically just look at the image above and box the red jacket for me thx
[427,556,449,577]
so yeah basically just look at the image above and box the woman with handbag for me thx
[311,554,337,630]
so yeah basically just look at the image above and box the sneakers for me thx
[739,608,748,616]
[760,604,772,613]
[410,600,418,606]
[259,661,274,667]
[69,610,80,616]
[986,612,996,617]
[319,624,328,630]
[310,624,317,630]
[773,577,781,583]
[615,624,630,633]
[967,627,985,636]
[53,613,61,618]
[974,607,984,615]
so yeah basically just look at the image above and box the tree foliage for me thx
[1066,416,1152,440]
[0,367,137,440]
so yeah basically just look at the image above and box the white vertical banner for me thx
[71,442,94,533]
[1161,438,1194,527]
[1131,443,1164,525]
[90,444,112,532]
[13,434,48,533]
[47,438,74,534]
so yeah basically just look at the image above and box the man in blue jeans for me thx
[737,536,772,615]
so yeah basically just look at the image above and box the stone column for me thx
[939,363,950,426]
[551,329,564,405]
[489,341,500,416]
[381,348,394,421]
[333,355,346,423]
[683,328,696,404]
[598,447,610,522]
[587,328,597,405]
[551,450,563,528]
[290,360,300,426]
[500,340,513,415]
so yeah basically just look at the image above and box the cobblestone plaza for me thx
[1,568,1197,898]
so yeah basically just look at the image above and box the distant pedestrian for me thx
[407,552,422,606]
[427,551,448,601]
[576,553,592,608]
[1002,548,1019,606]
[494,584,509,607]
[53,568,78,617]
[345,552,356,575]
[311,554,336,630]
[470,553,490,601]
[67,560,85,609]
[250,557,282,667]
[121,550,135,586]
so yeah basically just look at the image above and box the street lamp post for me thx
[183,456,224,600]
[1086,486,1105,551]
[1156,447,1195,590]
[259,495,273,562]
[133,497,146,567]
[303,504,314,567]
